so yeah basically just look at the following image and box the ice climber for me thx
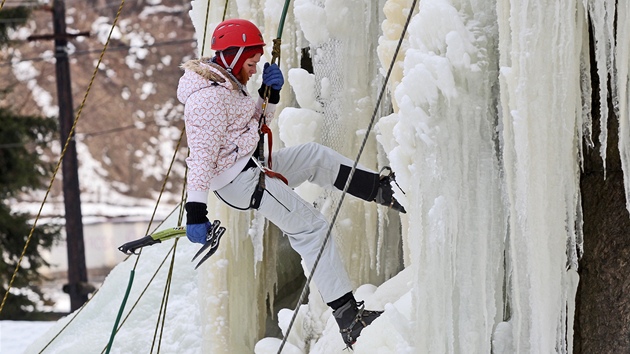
[176,18,406,348]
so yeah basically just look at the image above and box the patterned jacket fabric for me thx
[177,58,276,199]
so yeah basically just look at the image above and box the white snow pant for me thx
[215,142,371,303]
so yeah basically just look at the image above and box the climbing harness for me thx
[276,0,418,352]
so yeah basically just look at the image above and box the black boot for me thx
[334,165,407,214]
[332,298,383,349]
[374,167,406,213]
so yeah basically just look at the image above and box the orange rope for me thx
[259,124,288,185]
[264,169,288,185]
[260,124,274,168]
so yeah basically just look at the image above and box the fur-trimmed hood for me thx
[176,58,239,104]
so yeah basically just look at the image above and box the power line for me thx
[78,121,164,138]
[0,142,28,148]
[0,122,181,149]
[1,1,41,5]
[0,38,197,67]
[0,18,29,23]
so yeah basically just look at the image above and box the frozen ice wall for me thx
[377,0,505,352]
[495,0,585,352]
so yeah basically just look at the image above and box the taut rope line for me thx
[151,238,179,354]
[200,0,212,56]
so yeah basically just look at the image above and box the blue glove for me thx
[186,221,211,244]
[185,202,210,244]
[262,63,284,91]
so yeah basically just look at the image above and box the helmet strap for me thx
[219,46,245,73]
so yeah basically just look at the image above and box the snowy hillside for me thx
[19,0,630,353]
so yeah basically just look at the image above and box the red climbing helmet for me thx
[211,19,265,51]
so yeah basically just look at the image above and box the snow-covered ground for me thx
[1,321,55,354]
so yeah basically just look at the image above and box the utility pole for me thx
[51,0,89,312]
[28,0,92,313]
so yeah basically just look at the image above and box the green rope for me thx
[105,270,135,354]
[151,249,170,352]
[99,245,176,354]
[276,0,291,39]
[260,0,292,130]
[149,150,188,353]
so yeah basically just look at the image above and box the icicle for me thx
[586,0,617,175]
[579,1,594,155]
[616,2,630,214]
[249,211,265,268]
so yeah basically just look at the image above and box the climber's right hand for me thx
[262,63,284,91]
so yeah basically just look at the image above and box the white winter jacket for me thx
[177,58,276,203]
